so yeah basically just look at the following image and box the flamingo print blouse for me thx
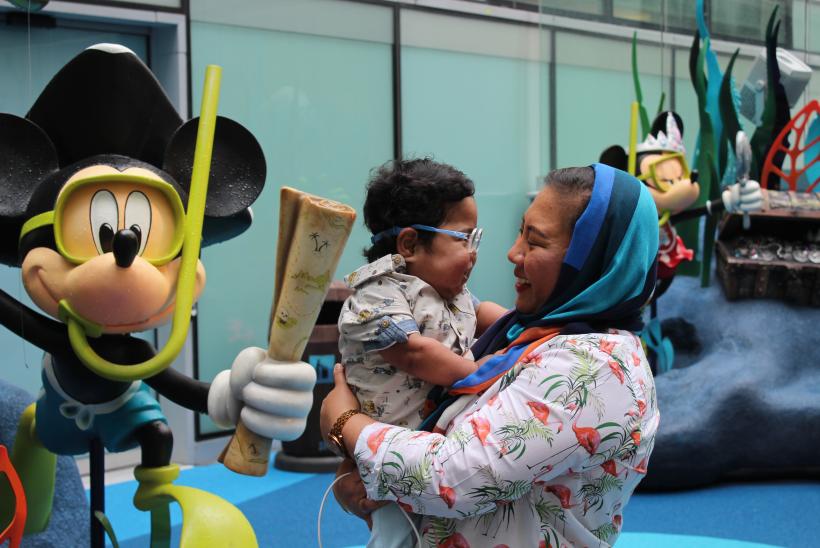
[354,330,659,548]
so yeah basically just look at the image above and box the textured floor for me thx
[90,460,816,548]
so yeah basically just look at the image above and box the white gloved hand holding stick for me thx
[208,187,356,476]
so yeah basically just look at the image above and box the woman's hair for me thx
[543,166,595,233]
[362,158,475,262]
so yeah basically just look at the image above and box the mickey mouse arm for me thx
[670,199,725,223]
[145,368,209,415]
[0,287,73,356]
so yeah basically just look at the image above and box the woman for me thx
[321,164,660,547]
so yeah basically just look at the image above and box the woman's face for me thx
[507,186,573,314]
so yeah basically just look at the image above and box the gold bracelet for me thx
[327,409,361,459]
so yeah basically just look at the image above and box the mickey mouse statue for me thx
[0,44,315,546]
[602,111,763,300]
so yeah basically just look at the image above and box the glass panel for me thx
[793,0,820,54]
[401,14,550,309]
[103,0,182,8]
[711,0,789,45]
[0,26,148,398]
[554,32,668,167]
[539,0,605,16]
[191,21,393,435]
[613,0,697,31]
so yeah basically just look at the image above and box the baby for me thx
[337,158,503,547]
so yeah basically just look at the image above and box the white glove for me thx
[722,180,762,214]
[208,346,317,441]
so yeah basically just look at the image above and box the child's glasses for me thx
[637,152,691,193]
[372,224,483,252]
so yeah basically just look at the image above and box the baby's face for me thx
[407,197,478,301]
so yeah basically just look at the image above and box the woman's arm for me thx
[326,335,652,519]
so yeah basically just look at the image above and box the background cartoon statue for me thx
[603,112,762,300]
[0,44,316,546]
[600,111,762,371]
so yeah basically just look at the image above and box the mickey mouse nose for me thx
[113,229,140,268]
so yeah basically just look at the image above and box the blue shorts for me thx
[35,356,167,455]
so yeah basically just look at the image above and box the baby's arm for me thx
[475,300,508,336]
[380,333,477,386]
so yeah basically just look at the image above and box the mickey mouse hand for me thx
[207,347,317,441]
[722,180,763,214]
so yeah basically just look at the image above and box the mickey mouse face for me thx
[0,45,267,335]
[21,164,206,334]
[638,153,701,214]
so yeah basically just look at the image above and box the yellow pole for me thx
[628,101,639,176]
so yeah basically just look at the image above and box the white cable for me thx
[318,472,352,548]
[317,471,422,548]
[398,503,422,548]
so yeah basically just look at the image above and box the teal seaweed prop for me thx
[749,6,791,187]
[689,31,720,287]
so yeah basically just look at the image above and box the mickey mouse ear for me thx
[599,145,629,172]
[0,113,59,219]
[163,116,266,217]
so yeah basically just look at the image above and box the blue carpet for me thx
[98,458,815,547]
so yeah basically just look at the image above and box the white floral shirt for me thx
[338,254,477,429]
[355,330,659,547]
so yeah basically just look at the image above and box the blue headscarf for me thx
[472,163,659,360]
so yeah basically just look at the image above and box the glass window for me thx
[613,0,697,31]
[711,0,790,45]
[401,10,551,308]
[191,13,394,436]
[539,0,606,16]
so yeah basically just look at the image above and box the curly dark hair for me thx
[363,158,475,263]
[542,166,595,233]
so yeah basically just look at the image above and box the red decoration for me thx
[0,445,27,548]
[760,100,820,192]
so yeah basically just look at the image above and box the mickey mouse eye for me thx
[90,190,118,255]
[125,191,152,256]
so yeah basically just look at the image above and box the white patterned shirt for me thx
[355,330,659,547]
[338,254,477,429]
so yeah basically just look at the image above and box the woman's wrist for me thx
[341,413,376,458]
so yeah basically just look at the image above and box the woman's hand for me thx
[319,364,361,447]
[333,458,387,527]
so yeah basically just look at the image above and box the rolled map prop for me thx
[221,187,356,476]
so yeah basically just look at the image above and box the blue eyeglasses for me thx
[371,224,483,252]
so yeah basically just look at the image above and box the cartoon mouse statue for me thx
[600,111,762,370]
[0,44,315,546]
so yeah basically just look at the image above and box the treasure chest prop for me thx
[716,189,820,306]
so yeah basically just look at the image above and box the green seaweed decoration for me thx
[631,32,651,139]
[750,6,791,187]
[689,30,719,287]
[718,49,742,182]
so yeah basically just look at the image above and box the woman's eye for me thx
[125,191,152,255]
[90,190,118,255]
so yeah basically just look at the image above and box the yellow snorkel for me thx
[63,65,222,382]
[628,101,638,176]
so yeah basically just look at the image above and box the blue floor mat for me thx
[97,460,816,547]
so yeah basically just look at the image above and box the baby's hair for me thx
[363,158,475,262]
[543,166,595,234]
